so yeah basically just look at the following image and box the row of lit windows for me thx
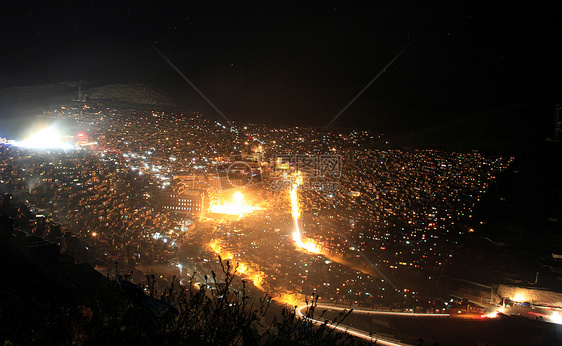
[164,206,200,211]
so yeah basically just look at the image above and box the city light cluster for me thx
[1,105,523,323]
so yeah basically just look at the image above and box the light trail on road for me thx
[309,304,450,317]
[296,305,409,345]
[296,304,450,346]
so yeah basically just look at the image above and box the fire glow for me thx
[207,239,265,290]
[209,191,259,217]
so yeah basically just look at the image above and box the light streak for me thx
[551,311,562,324]
[296,304,418,345]
[290,173,320,253]
[151,44,231,123]
[325,43,411,128]
[303,304,450,317]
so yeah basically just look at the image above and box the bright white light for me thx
[233,191,244,203]
[15,127,74,150]
[551,311,562,324]
[482,311,499,318]
[209,191,259,217]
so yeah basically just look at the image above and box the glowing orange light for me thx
[208,239,264,290]
[209,191,260,217]
[275,293,299,306]
[233,191,243,203]
[208,239,233,259]
[482,311,498,318]
[290,173,320,253]
[237,263,248,274]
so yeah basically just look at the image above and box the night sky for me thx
[1,1,561,130]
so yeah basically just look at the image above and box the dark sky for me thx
[1,1,561,130]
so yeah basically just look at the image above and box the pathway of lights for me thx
[208,239,265,291]
[207,239,301,306]
[290,173,320,253]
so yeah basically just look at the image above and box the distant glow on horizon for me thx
[15,127,74,150]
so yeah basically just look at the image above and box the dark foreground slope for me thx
[0,214,364,345]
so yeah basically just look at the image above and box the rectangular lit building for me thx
[159,189,205,216]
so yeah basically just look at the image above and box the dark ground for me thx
[321,308,562,346]
[440,141,562,291]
